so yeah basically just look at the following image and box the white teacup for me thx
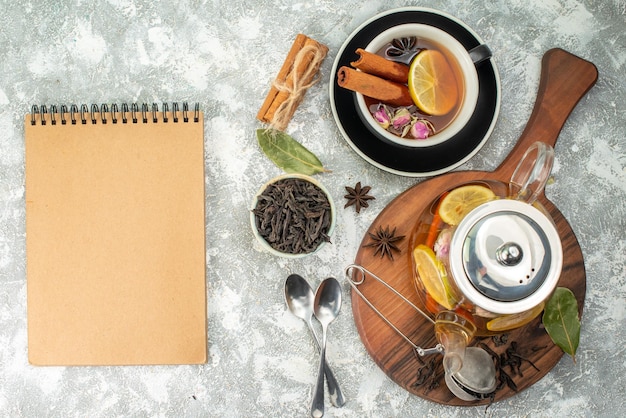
[356,23,490,147]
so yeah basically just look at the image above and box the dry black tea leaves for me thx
[410,350,444,395]
[344,182,375,213]
[253,177,332,255]
[363,225,405,260]
[477,339,543,398]
[491,333,509,347]
[412,354,437,386]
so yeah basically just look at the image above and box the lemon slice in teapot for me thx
[413,245,455,310]
[438,185,496,226]
[486,302,546,332]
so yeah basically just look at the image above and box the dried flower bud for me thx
[391,108,412,130]
[410,120,431,139]
[434,228,452,259]
[373,106,391,129]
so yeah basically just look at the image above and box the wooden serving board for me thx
[351,49,598,405]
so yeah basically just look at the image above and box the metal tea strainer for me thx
[345,264,496,401]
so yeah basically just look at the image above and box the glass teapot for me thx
[410,142,563,396]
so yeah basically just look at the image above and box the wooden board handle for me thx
[496,48,598,179]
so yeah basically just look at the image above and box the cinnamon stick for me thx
[256,34,306,124]
[257,34,328,131]
[337,66,413,107]
[351,48,410,84]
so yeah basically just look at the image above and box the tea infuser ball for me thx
[444,346,496,401]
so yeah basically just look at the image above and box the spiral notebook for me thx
[25,103,207,366]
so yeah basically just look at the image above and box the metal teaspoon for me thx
[310,277,342,418]
[284,274,345,408]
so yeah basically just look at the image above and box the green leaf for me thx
[256,129,328,175]
[542,287,580,363]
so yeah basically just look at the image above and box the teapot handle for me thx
[509,141,554,204]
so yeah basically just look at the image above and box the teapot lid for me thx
[449,199,562,315]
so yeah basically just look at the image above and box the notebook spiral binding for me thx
[30,102,200,126]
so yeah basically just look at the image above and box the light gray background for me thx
[1,1,625,417]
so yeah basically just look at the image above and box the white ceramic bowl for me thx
[356,23,480,147]
[250,173,336,258]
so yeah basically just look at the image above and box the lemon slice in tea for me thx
[438,185,496,226]
[408,49,459,116]
[486,302,545,332]
[413,245,455,310]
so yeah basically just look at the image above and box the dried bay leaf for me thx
[256,129,328,175]
[542,287,580,362]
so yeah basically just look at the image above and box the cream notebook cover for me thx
[25,103,206,366]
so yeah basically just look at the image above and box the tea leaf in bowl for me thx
[542,287,580,362]
[256,129,328,175]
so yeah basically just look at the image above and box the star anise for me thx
[363,225,405,260]
[384,36,421,65]
[344,182,375,213]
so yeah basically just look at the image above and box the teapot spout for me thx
[439,329,467,375]
[434,311,497,400]
[434,310,476,375]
